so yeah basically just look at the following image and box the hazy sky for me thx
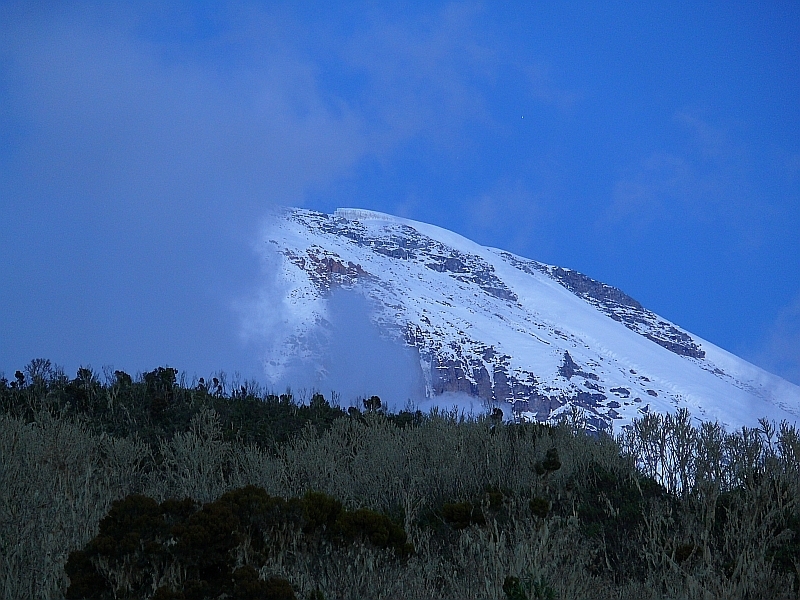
[1,2,799,387]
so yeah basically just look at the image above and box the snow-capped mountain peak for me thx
[259,207,800,431]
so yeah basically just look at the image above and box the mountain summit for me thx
[261,207,800,431]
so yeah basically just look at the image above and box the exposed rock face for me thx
[558,351,599,381]
[283,247,372,294]
[290,212,518,303]
[497,252,705,359]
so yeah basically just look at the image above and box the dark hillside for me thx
[1,360,799,599]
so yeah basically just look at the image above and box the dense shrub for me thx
[0,361,348,448]
[529,496,550,519]
[63,487,411,599]
[503,575,556,600]
[575,462,665,580]
[441,501,486,529]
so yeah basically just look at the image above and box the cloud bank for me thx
[242,267,427,409]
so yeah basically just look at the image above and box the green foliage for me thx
[387,409,425,429]
[63,486,410,599]
[173,501,242,580]
[0,361,349,449]
[490,407,504,423]
[674,543,698,563]
[575,462,665,580]
[503,574,556,600]
[302,491,342,532]
[335,508,413,557]
[529,496,550,519]
[541,447,561,472]
[534,447,561,475]
[485,486,505,509]
[503,576,526,600]
[770,510,800,575]
[63,550,105,600]
[233,566,296,600]
[441,501,486,529]
[362,395,382,412]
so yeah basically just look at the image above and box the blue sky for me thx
[1,1,799,386]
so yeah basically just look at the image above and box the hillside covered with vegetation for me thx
[2,359,799,599]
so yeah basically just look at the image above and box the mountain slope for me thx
[260,207,800,431]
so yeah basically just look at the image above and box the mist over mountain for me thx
[248,207,800,431]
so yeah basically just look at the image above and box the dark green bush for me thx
[529,496,550,519]
[503,576,526,600]
[6,359,800,598]
[503,574,556,600]
[575,462,664,580]
[64,486,412,599]
[535,447,561,475]
[769,512,800,575]
[441,501,486,529]
[302,491,343,532]
[0,361,349,448]
[335,507,414,558]
[261,576,297,600]
[388,409,425,428]
[362,395,382,412]
[152,587,184,600]
[65,494,177,599]
[487,489,504,509]
[63,550,106,600]
[171,500,242,585]
[232,566,296,600]
[541,447,561,472]
[674,543,698,563]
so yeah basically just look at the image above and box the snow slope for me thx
[260,207,800,431]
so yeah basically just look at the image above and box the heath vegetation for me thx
[1,359,799,599]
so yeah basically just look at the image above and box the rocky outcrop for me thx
[283,247,371,294]
[496,252,705,360]
[290,211,519,304]
[558,351,599,381]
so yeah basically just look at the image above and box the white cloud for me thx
[341,2,496,152]
[1,8,369,215]
[756,293,800,386]
[602,112,758,238]
[464,179,542,253]
[607,152,692,229]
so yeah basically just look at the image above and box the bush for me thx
[336,508,414,558]
[503,574,555,600]
[576,462,664,580]
[529,496,550,519]
[64,486,412,599]
[302,491,343,532]
[441,501,485,529]
[535,447,561,475]
[233,566,296,600]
